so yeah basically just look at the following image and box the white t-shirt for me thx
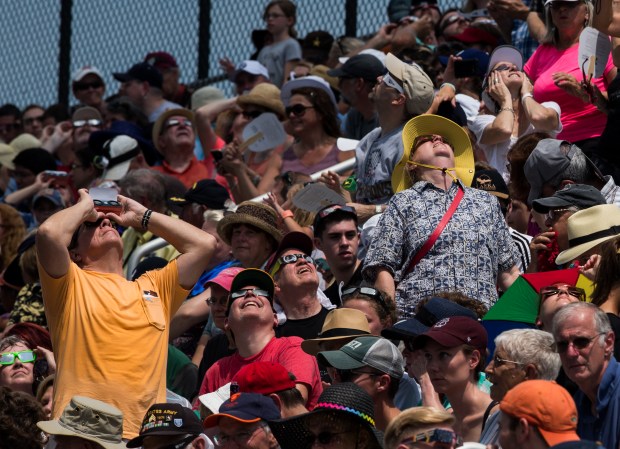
[469,101,562,182]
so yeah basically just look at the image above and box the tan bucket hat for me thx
[217,201,283,246]
[37,396,125,449]
[301,308,371,356]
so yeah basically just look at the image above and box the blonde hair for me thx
[542,0,593,45]
[384,407,456,449]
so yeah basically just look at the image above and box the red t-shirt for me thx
[198,336,323,409]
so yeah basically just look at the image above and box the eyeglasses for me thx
[550,1,582,9]
[336,368,380,383]
[23,115,44,126]
[164,118,192,130]
[74,81,104,91]
[382,73,405,94]
[304,430,353,446]
[401,429,461,448]
[230,287,270,300]
[206,295,229,307]
[413,134,454,150]
[0,350,36,366]
[492,354,525,367]
[440,14,468,32]
[540,286,586,302]
[73,119,102,128]
[545,207,577,222]
[285,104,314,117]
[493,63,518,72]
[0,123,20,132]
[316,205,357,221]
[341,286,391,315]
[241,110,263,120]
[214,424,266,446]
[264,12,285,20]
[554,333,605,354]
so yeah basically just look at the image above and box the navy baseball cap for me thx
[203,392,281,428]
[381,297,478,341]
[113,62,163,89]
[532,184,606,213]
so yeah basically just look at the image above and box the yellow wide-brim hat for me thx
[391,114,475,194]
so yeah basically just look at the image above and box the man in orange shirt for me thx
[37,188,216,439]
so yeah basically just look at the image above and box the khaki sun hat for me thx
[555,204,620,265]
[151,108,195,152]
[302,308,372,356]
[392,114,475,194]
[37,396,125,449]
[237,83,285,119]
[384,53,434,116]
[0,144,17,169]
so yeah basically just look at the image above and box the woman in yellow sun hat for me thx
[362,114,520,318]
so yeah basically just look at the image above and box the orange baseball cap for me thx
[500,380,580,446]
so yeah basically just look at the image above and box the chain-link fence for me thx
[0,0,464,109]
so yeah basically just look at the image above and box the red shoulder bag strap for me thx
[404,186,465,276]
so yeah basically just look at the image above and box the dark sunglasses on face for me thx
[164,118,192,130]
[413,134,454,150]
[241,110,263,120]
[540,286,586,301]
[82,218,118,230]
[493,64,517,72]
[341,286,391,315]
[0,123,20,132]
[0,350,36,365]
[23,116,44,126]
[279,253,314,265]
[304,430,352,447]
[73,119,102,128]
[554,333,605,353]
[337,368,380,382]
[285,104,314,117]
[401,429,461,447]
[74,81,104,91]
[550,1,581,9]
[230,288,270,300]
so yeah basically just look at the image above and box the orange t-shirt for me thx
[39,259,189,439]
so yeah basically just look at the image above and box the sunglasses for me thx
[74,81,104,91]
[413,134,454,150]
[164,118,192,131]
[0,350,36,365]
[304,430,352,447]
[337,368,380,382]
[550,1,582,9]
[241,110,263,120]
[341,286,391,315]
[493,64,518,72]
[492,354,525,367]
[23,115,44,126]
[285,104,314,117]
[545,207,577,222]
[269,253,314,276]
[317,205,357,220]
[230,287,270,300]
[540,286,586,302]
[554,333,605,353]
[82,218,118,230]
[206,295,229,307]
[401,429,461,447]
[440,14,468,32]
[0,123,20,132]
[73,119,102,128]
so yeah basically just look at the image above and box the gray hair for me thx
[542,0,594,45]
[551,145,590,188]
[494,329,561,380]
[0,335,28,352]
[552,302,612,346]
[118,169,167,212]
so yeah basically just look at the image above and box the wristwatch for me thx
[375,205,383,215]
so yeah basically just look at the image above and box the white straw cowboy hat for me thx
[556,204,620,265]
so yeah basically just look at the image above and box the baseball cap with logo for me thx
[37,396,125,449]
[126,403,203,447]
[317,335,404,379]
[203,392,281,428]
[500,380,580,446]
[233,361,296,394]
[384,52,434,115]
[227,269,275,314]
[144,51,179,71]
[233,60,270,81]
[473,169,509,199]
[100,135,140,181]
[412,316,487,352]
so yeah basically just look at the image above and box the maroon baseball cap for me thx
[233,361,296,394]
[144,51,178,70]
[412,316,487,352]
[204,266,244,292]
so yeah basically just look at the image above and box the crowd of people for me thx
[2,0,620,448]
